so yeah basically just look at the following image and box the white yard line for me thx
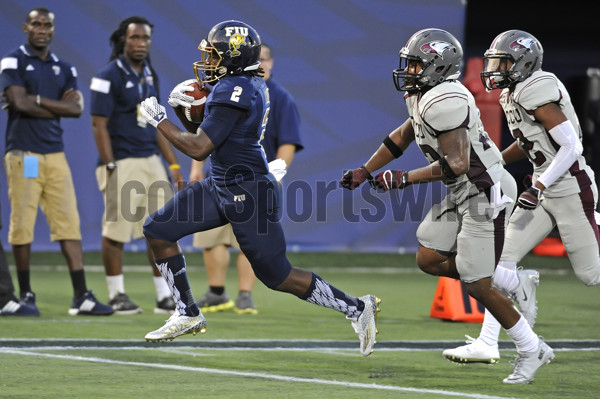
[0,348,517,399]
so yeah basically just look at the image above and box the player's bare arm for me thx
[341,118,415,190]
[534,102,568,131]
[438,127,470,175]
[139,96,215,161]
[156,118,215,161]
[407,127,470,184]
[363,118,414,173]
[501,141,527,165]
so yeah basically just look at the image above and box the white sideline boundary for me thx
[1,338,598,351]
[16,264,576,275]
[1,348,517,399]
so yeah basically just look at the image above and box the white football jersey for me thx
[405,80,504,197]
[499,70,594,197]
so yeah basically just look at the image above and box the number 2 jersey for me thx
[499,70,594,198]
[404,80,504,198]
[200,74,269,186]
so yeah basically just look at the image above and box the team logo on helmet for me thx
[420,41,452,59]
[228,34,246,57]
[510,37,535,52]
[224,26,249,57]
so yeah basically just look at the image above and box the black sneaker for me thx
[154,296,176,314]
[68,290,114,316]
[108,293,143,315]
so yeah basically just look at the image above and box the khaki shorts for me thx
[5,151,81,244]
[192,224,240,250]
[96,155,172,243]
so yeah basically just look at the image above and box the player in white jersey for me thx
[444,30,599,369]
[340,29,552,384]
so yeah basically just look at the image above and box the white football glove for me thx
[167,79,197,109]
[139,97,167,128]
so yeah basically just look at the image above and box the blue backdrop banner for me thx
[0,0,464,253]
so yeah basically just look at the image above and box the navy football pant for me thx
[143,174,292,288]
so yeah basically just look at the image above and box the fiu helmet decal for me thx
[420,41,452,59]
[224,26,249,57]
[510,37,535,52]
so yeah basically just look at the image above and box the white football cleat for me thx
[443,335,500,364]
[503,339,554,384]
[145,312,207,342]
[349,295,381,356]
[511,269,539,327]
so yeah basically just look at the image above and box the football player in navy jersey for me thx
[189,43,304,315]
[139,20,380,356]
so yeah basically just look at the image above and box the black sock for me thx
[209,286,225,296]
[17,270,31,295]
[70,269,87,298]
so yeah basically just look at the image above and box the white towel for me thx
[268,158,287,182]
[490,181,513,219]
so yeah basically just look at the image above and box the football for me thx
[171,82,209,133]
[184,82,208,123]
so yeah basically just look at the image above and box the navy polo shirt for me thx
[260,77,303,161]
[90,55,159,162]
[0,44,78,154]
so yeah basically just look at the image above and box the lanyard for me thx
[131,67,150,102]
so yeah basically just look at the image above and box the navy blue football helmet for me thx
[193,20,261,84]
